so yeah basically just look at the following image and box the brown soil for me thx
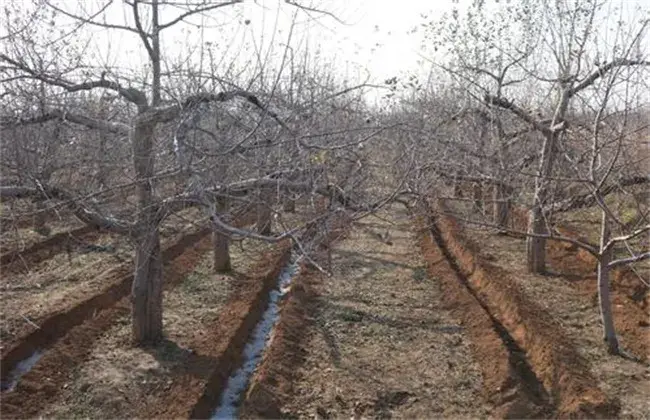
[470,227,650,418]
[0,227,207,375]
[419,209,551,418]
[432,199,619,418]
[160,242,292,419]
[36,238,283,419]
[0,213,83,254]
[0,230,134,348]
[0,225,95,268]
[259,207,490,419]
[0,208,238,366]
[0,229,211,418]
[548,227,650,361]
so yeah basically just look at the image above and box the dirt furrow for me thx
[420,217,551,418]
[239,217,349,419]
[430,198,619,418]
[257,207,489,419]
[149,241,292,419]
[0,224,97,270]
[0,229,210,418]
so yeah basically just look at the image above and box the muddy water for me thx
[0,350,43,392]
[211,254,300,419]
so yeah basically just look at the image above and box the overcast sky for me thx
[2,0,648,105]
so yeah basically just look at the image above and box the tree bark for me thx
[526,207,547,273]
[130,116,163,344]
[132,229,163,344]
[597,211,620,354]
[472,182,483,213]
[32,199,49,235]
[527,131,559,273]
[493,183,511,229]
[256,188,273,235]
[212,229,231,273]
[283,197,296,213]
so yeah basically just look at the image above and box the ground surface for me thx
[470,221,650,419]
[278,207,490,419]
[38,238,272,419]
[2,199,647,419]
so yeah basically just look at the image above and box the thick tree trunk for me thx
[131,229,163,344]
[256,189,273,235]
[472,182,483,213]
[493,183,511,229]
[526,206,547,273]
[212,229,231,273]
[131,117,163,344]
[527,131,559,273]
[597,212,619,354]
[283,197,296,213]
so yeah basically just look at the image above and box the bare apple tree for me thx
[416,0,649,355]
[0,0,393,345]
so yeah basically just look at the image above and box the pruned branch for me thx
[0,109,130,134]
[484,94,552,134]
[605,225,650,252]
[609,252,650,269]
[0,185,134,234]
[569,59,650,97]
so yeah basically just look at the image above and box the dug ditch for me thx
[424,198,620,418]
[0,228,210,418]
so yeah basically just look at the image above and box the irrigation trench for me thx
[1,203,622,418]
[0,224,98,271]
[237,203,619,418]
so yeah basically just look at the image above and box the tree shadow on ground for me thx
[143,338,218,381]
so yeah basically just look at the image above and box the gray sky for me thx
[2,0,648,105]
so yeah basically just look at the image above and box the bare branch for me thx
[0,109,130,134]
[158,1,243,30]
[483,94,552,134]
[0,54,148,106]
[605,225,650,251]
[609,252,650,269]
[569,59,650,97]
[0,185,133,234]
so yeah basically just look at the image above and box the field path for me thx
[279,205,490,418]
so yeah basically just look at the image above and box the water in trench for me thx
[0,350,43,392]
[211,253,300,419]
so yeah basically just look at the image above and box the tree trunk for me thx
[32,199,49,235]
[256,189,273,235]
[597,211,620,354]
[212,229,231,273]
[472,182,483,213]
[453,179,463,198]
[526,206,547,273]
[283,197,296,213]
[131,229,163,344]
[131,117,163,344]
[493,183,511,229]
[527,131,559,273]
